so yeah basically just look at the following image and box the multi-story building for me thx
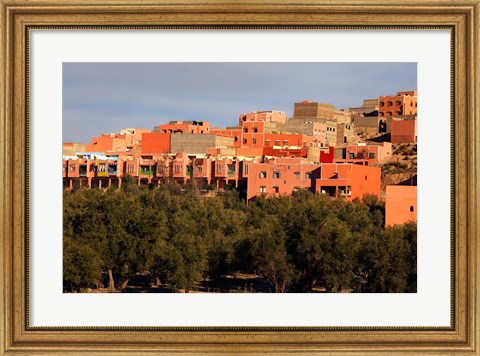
[336,123,356,146]
[315,162,381,201]
[378,91,417,118]
[242,157,381,201]
[243,158,322,200]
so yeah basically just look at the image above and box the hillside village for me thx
[63,90,418,227]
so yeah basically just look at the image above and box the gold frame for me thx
[1,0,479,354]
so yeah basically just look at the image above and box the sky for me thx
[63,62,417,143]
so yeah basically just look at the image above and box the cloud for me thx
[63,62,417,142]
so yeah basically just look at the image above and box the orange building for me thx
[241,121,267,148]
[391,119,417,143]
[378,91,417,117]
[141,132,171,154]
[85,133,127,153]
[244,158,321,200]
[63,154,124,189]
[385,185,417,226]
[315,162,381,201]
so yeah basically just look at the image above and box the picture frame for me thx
[1,0,478,354]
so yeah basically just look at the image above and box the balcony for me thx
[140,166,155,176]
[79,165,88,177]
[108,164,118,176]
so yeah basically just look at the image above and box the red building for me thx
[378,91,417,118]
[391,119,417,143]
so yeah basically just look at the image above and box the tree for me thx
[63,234,102,292]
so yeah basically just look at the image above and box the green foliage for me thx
[63,186,416,293]
[63,234,102,292]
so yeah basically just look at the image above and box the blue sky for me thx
[63,62,417,143]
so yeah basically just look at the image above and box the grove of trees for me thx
[64,178,416,293]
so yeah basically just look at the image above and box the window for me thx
[260,186,267,193]
[244,164,249,174]
[127,164,135,174]
[275,140,281,146]
[252,138,257,144]
[294,171,300,179]
[283,140,288,145]
[365,175,368,180]
[234,136,238,142]
[379,101,384,107]
[98,164,106,172]
[253,127,258,133]
[243,138,248,144]
[69,164,76,172]
[259,171,267,178]
[369,152,376,159]
[410,206,415,212]
[388,101,393,106]
[395,100,401,106]
[305,172,312,179]
[243,127,248,133]
[197,166,203,173]
[174,165,182,173]
[265,140,271,146]
[273,171,280,179]
[273,186,279,193]
[293,186,300,192]
[349,153,355,159]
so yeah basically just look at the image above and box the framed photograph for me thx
[1,0,479,354]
